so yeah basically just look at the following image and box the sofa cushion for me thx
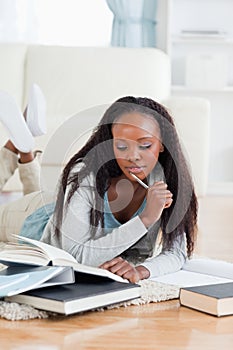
[0,45,210,197]
[24,46,171,120]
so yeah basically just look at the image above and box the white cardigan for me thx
[41,167,187,278]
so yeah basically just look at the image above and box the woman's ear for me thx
[160,144,164,152]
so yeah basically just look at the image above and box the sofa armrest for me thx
[162,96,211,197]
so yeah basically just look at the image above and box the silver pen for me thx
[130,172,170,208]
[129,172,149,189]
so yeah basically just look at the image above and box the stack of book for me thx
[0,236,141,315]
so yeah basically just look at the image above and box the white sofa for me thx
[0,44,210,196]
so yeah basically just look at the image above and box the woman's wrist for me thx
[135,265,150,280]
[139,214,152,229]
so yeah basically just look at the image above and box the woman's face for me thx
[112,112,163,181]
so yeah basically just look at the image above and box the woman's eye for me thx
[139,144,152,150]
[116,144,127,151]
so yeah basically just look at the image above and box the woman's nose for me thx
[126,147,141,162]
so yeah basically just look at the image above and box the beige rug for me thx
[0,280,180,321]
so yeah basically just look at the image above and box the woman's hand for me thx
[99,257,150,283]
[139,181,173,228]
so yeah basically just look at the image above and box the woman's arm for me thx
[139,233,187,278]
[42,183,148,267]
[99,234,187,282]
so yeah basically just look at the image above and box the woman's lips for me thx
[127,167,145,174]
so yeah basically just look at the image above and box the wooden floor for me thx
[0,195,233,350]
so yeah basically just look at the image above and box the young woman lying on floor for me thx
[0,94,198,283]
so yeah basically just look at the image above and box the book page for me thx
[0,243,50,266]
[55,258,128,283]
[150,270,232,287]
[16,235,77,263]
[14,236,128,283]
[182,258,233,279]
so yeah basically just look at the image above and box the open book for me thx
[0,235,128,283]
[151,258,233,287]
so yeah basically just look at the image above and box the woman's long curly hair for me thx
[53,96,198,257]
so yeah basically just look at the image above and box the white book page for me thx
[0,243,50,266]
[150,270,232,287]
[55,259,128,283]
[16,236,128,283]
[15,235,76,263]
[182,258,233,279]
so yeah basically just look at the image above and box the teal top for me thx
[103,192,146,233]
[19,202,55,240]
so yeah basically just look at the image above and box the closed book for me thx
[6,274,141,315]
[0,265,74,297]
[180,282,233,317]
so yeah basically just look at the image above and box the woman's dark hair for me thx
[54,96,198,257]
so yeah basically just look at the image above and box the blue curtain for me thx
[106,0,158,47]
